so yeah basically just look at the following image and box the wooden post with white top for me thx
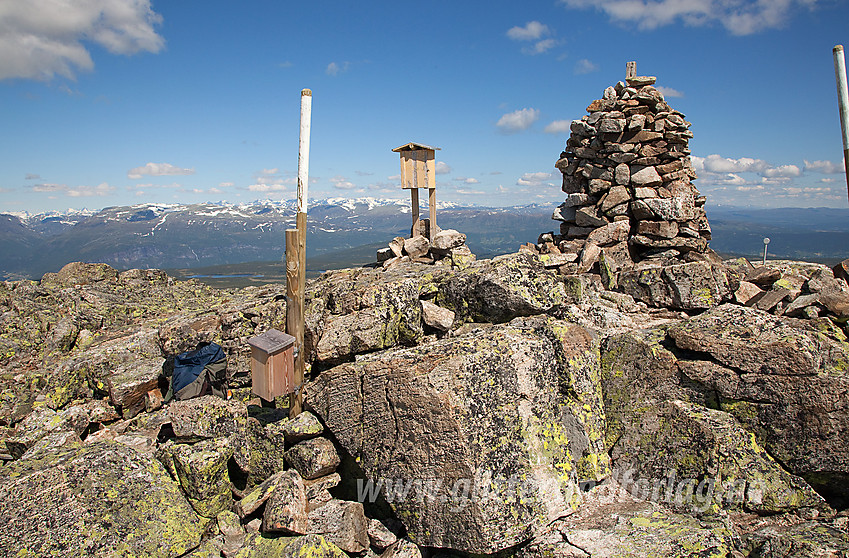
[286,88,311,418]
[833,46,849,204]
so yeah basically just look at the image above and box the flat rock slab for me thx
[108,357,164,419]
[0,441,204,557]
[168,395,248,440]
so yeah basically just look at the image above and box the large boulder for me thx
[617,261,731,310]
[304,267,430,365]
[434,253,580,324]
[601,303,849,510]
[0,441,204,557]
[308,317,607,554]
[667,304,849,508]
[611,399,826,514]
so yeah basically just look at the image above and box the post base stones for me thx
[375,228,474,270]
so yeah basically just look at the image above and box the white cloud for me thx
[248,183,288,193]
[497,108,540,133]
[506,21,550,41]
[574,58,599,75]
[699,154,769,173]
[33,181,114,197]
[387,174,401,181]
[326,61,350,76]
[219,181,235,188]
[435,162,452,175]
[247,168,295,192]
[517,171,557,186]
[0,0,164,81]
[128,162,195,179]
[543,120,572,134]
[524,39,558,55]
[25,173,41,180]
[330,175,357,190]
[453,177,480,184]
[558,0,815,36]
[762,164,801,178]
[804,159,845,174]
[656,86,684,98]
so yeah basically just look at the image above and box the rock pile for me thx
[546,75,710,275]
[375,220,475,270]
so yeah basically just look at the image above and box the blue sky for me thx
[1,0,848,214]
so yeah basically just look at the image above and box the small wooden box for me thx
[247,329,296,401]
[393,142,439,190]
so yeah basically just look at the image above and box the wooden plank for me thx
[285,227,303,416]
[250,347,270,400]
[428,188,437,239]
[425,150,436,189]
[403,152,416,189]
[411,188,420,230]
[626,61,637,79]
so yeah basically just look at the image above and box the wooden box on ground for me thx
[247,329,296,401]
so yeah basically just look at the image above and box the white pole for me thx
[298,89,312,213]
[833,46,849,204]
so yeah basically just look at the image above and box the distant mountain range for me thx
[0,199,556,280]
[1,199,847,281]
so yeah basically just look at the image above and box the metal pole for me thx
[289,88,311,418]
[833,46,849,204]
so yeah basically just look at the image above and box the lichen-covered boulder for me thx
[269,410,324,443]
[611,399,826,514]
[740,515,849,557]
[241,416,287,487]
[41,326,163,410]
[167,437,235,518]
[108,357,164,419]
[4,404,89,459]
[308,317,607,554]
[541,484,734,558]
[304,266,431,364]
[617,261,731,310]
[434,252,579,324]
[667,304,849,508]
[234,533,345,558]
[0,441,204,557]
[263,469,309,534]
[284,437,340,480]
[307,498,369,553]
[169,395,248,440]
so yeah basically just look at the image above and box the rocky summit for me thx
[2,76,849,557]
[0,246,847,557]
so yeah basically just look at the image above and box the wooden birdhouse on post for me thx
[392,142,440,240]
[247,328,296,402]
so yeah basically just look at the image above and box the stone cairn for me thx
[375,219,475,270]
[528,74,713,280]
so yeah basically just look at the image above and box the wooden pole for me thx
[832,46,849,204]
[411,188,420,233]
[428,188,437,240]
[626,61,637,79]
[289,88,311,417]
[285,228,301,415]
